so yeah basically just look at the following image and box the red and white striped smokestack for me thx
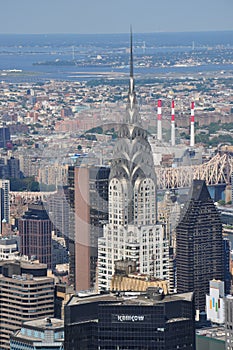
[190,101,195,147]
[171,100,175,146]
[157,99,162,141]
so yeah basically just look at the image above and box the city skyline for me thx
[0,0,233,34]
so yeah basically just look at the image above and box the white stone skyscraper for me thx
[97,32,169,291]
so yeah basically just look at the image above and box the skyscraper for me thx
[0,260,54,350]
[0,179,10,234]
[46,186,70,241]
[176,179,224,312]
[97,32,169,291]
[0,127,10,148]
[67,165,109,291]
[18,203,52,268]
[223,237,231,295]
[7,157,20,179]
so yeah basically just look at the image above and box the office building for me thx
[0,179,10,234]
[64,289,196,350]
[67,165,75,286]
[176,179,224,312]
[52,231,69,268]
[0,127,10,148]
[231,172,233,204]
[196,327,225,350]
[0,260,54,350]
[18,153,41,178]
[0,158,9,178]
[0,259,49,277]
[206,280,225,324]
[97,34,169,291]
[38,164,69,188]
[0,237,19,259]
[158,191,181,293]
[54,284,74,319]
[18,203,52,268]
[67,165,109,291]
[225,295,233,349]
[7,157,20,179]
[223,237,231,295]
[45,187,70,269]
[10,318,64,350]
[46,186,70,240]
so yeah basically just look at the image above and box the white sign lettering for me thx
[116,315,145,322]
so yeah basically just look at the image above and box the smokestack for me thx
[157,99,162,141]
[190,101,195,147]
[171,100,175,146]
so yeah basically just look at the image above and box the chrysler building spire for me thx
[126,27,140,124]
[129,26,134,96]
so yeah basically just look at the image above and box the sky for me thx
[0,0,233,34]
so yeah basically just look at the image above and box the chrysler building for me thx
[98,32,169,291]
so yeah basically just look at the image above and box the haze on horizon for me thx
[0,0,232,35]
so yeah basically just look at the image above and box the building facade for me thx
[10,318,64,350]
[7,157,20,179]
[176,179,224,312]
[0,237,19,259]
[97,36,169,291]
[196,327,225,350]
[18,203,53,268]
[46,186,70,240]
[223,237,231,295]
[0,127,10,148]
[0,261,54,350]
[206,280,225,324]
[67,165,109,291]
[64,290,196,350]
[0,179,10,234]
[225,295,233,350]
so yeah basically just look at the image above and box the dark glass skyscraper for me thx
[0,127,10,148]
[176,179,224,312]
[64,290,196,350]
[18,203,52,268]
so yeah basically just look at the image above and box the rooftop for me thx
[22,317,64,330]
[12,318,64,342]
[196,327,225,342]
[67,291,194,307]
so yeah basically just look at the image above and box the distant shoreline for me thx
[1,30,233,35]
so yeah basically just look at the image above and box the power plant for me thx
[151,99,202,169]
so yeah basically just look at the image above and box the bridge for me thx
[156,152,233,190]
[9,153,233,201]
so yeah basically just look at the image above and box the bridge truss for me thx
[156,152,233,190]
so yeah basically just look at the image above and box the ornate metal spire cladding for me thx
[110,29,156,190]
[126,28,140,125]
